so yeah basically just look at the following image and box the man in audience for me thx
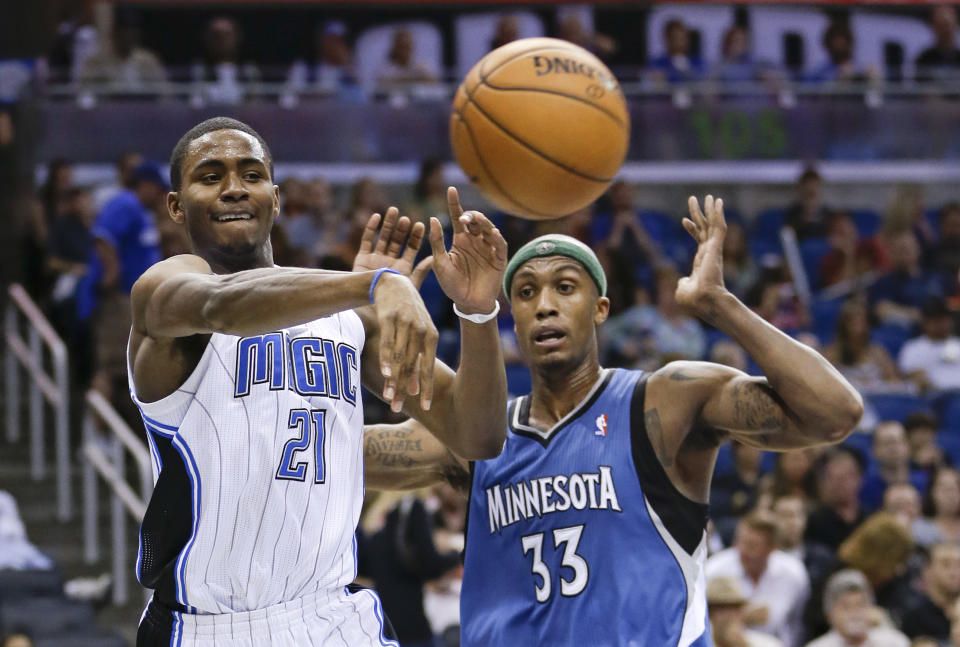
[774,494,836,588]
[899,297,960,393]
[871,230,941,329]
[808,19,875,83]
[284,20,364,102]
[647,18,705,83]
[708,576,785,647]
[901,543,960,640]
[932,203,960,287]
[377,28,437,93]
[904,411,946,478]
[190,16,262,104]
[916,5,960,82]
[707,513,810,647]
[804,570,909,647]
[78,11,167,94]
[806,447,867,550]
[861,422,930,513]
[784,168,831,241]
[711,442,766,543]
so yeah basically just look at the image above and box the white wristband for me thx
[453,300,500,324]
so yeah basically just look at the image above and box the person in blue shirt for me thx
[362,195,864,647]
[648,19,706,84]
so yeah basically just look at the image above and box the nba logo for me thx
[594,414,608,437]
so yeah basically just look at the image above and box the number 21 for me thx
[276,409,327,483]
[521,524,589,603]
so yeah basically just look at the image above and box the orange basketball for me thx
[450,38,630,220]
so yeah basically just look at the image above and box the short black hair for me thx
[169,117,273,191]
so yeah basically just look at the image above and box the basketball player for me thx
[129,117,508,646]
[362,195,864,646]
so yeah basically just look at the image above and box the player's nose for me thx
[219,171,249,201]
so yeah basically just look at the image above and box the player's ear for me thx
[272,184,280,220]
[594,296,610,325]
[168,191,184,224]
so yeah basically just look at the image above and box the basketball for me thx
[450,37,630,220]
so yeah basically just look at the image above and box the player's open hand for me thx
[428,187,507,316]
[353,207,433,287]
[371,272,439,412]
[677,195,729,318]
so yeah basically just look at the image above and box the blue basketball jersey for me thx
[461,368,713,647]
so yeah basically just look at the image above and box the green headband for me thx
[503,234,607,301]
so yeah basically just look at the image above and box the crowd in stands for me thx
[40,4,960,104]
[10,143,960,644]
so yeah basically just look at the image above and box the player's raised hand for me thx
[676,195,729,318]
[428,187,508,315]
[353,206,432,283]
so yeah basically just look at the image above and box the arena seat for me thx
[35,632,127,647]
[850,209,882,238]
[937,393,960,432]
[799,237,832,291]
[0,596,95,636]
[0,569,63,600]
[506,363,532,398]
[870,324,913,358]
[750,208,785,259]
[937,430,960,466]
[810,296,844,345]
[866,393,928,423]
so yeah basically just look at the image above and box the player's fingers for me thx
[411,256,434,289]
[402,221,426,265]
[463,210,495,235]
[378,314,397,401]
[402,322,425,396]
[376,207,398,254]
[682,218,699,241]
[387,215,410,258]
[407,355,421,397]
[490,227,508,263]
[448,187,466,233]
[711,197,727,233]
[687,196,707,232]
[428,217,449,261]
[419,327,438,411]
[359,212,381,254]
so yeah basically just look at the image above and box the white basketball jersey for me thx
[130,310,366,615]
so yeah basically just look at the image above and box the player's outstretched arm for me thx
[363,419,470,492]
[355,189,508,460]
[130,252,435,400]
[648,195,863,452]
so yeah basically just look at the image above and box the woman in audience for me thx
[915,468,960,545]
[760,449,821,509]
[723,221,759,300]
[824,298,915,395]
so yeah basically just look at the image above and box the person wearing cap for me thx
[707,576,784,647]
[283,20,365,102]
[361,195,863,647]
[898,296,960,393]
[805,570,908,647]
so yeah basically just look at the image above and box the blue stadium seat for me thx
[35,632,126,647]
[937,430,960,466]
[870,325,913,358]
[799,237,832,291]
[810,296,845,345]
[0,569,63,601]
[0,596,94,637]
[938,393,960,432]
[850,209,882,238]
[750,208,786,259]
[842,431,874,458]
[506,364,532,398]
[867,394,928,423]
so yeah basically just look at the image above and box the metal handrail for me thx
[4,284,71,521]
[82,389,153,606]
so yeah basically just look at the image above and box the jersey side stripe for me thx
[171,433,201,613]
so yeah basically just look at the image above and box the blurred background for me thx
[2,1,960,646]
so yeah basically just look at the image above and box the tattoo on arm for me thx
[732,380,789,433]
[644,408,674,468]
[441,457,471,492]
[667,367,699,381]
[363,427,421,469]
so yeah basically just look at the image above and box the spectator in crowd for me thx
[931,203,960,284]
[648,18,706,83]
[0,489,53,571]
[331,176,390,263]
[284,20,363,101]
[773,494,836,589]
[367,495,461,647]
[805,569,910,647]
[711,25,763,83]
[806,447,867,551]
[86,162,164,409]
[404,158,448,227]
[92,151,142,211]
[710,340,749,373]
[819,211,886,288]
[723,221,759,300]
[377,28,437,93]
[556,13,617,60]
[77,12,167,94]
[282,178,341,263]
[824,299,913,396]
[707,576,785,647]
[712,442,766,543]
[915,468,960,544]
[871,231,942,330]
[808,19,876,83]
[601,266,706,367]
[784,168,831,241]
[490,14,520,50]
[898,297,960,393]
[860,422,930,513]
[903,411,945,478]
[747,265,810,332]
[901,543,960,640]
[0,632,34,647]
[884,184,937,258]
[761,450,820,505]
[190,16,261,104]
[916,5,960,82]
[881,483,939,548]
[706,513,810,647]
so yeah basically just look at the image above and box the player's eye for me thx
[518,286,535,299]
[557,282,575,294]
[243,172,262,181]
[200,174,219,183]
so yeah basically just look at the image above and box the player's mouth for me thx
[212,211,255,222]
[533,326,566,349]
